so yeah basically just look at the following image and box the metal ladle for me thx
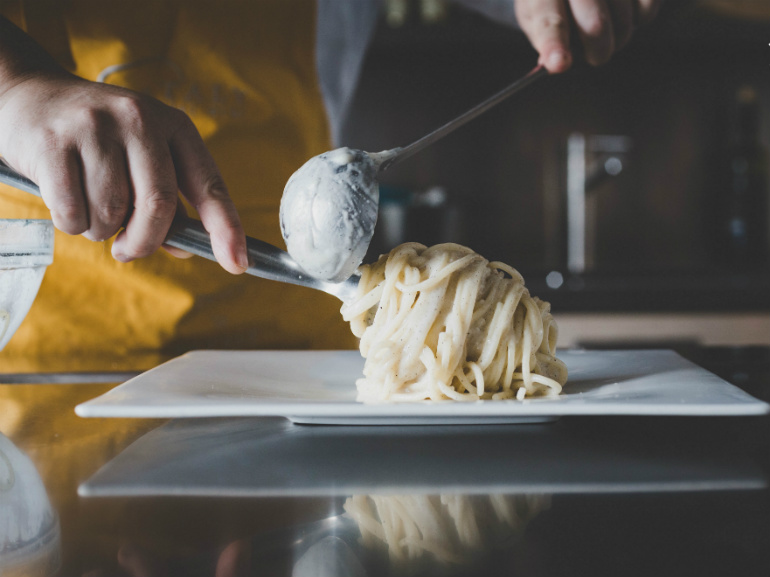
[280,65,547,282]
[0,65,546,302]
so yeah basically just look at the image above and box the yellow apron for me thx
[0,0,356,374]
[1,1,358,572]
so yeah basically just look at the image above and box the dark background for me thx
[341,0,770,312]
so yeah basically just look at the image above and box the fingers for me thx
[169,114,248,274]
[80,137,131,242]
[516,0,659,72]
[569,0,614,66]
[36,147,88,235]
[111,134,179,263]
[110,111,247,273]
[515,0,573,73]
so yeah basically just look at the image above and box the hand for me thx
[514,0,662,73]
[0,72,248,274]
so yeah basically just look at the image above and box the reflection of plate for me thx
[75,350,769,424]
[79,417,767,498]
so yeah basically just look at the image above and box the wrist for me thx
[0,17,69,102]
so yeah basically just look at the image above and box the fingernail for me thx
[237,251,249,271]
[548,50,569,70]
[113,251,129,263]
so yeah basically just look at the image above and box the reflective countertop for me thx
[1,349,769,577]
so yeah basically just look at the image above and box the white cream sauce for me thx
[280,147,391,282]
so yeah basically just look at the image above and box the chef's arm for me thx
[455,0,662,73]
[0,16,248,273]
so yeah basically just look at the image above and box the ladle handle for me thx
[379,65,548,172]
[0,157,40,196]
[163,215,310,287]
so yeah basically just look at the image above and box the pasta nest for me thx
[341,243,568,402]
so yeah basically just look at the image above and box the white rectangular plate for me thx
[75,350,769,423]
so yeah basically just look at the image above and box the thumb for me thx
[515,0,573,73]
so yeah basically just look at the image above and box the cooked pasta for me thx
[340,243,567,402]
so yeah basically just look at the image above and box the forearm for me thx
[0,16,67,100]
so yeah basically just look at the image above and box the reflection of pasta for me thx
[343,494,550,565]
[341,243,568,403]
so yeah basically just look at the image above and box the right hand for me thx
[0,72,248,274]
[514,0,662,73]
